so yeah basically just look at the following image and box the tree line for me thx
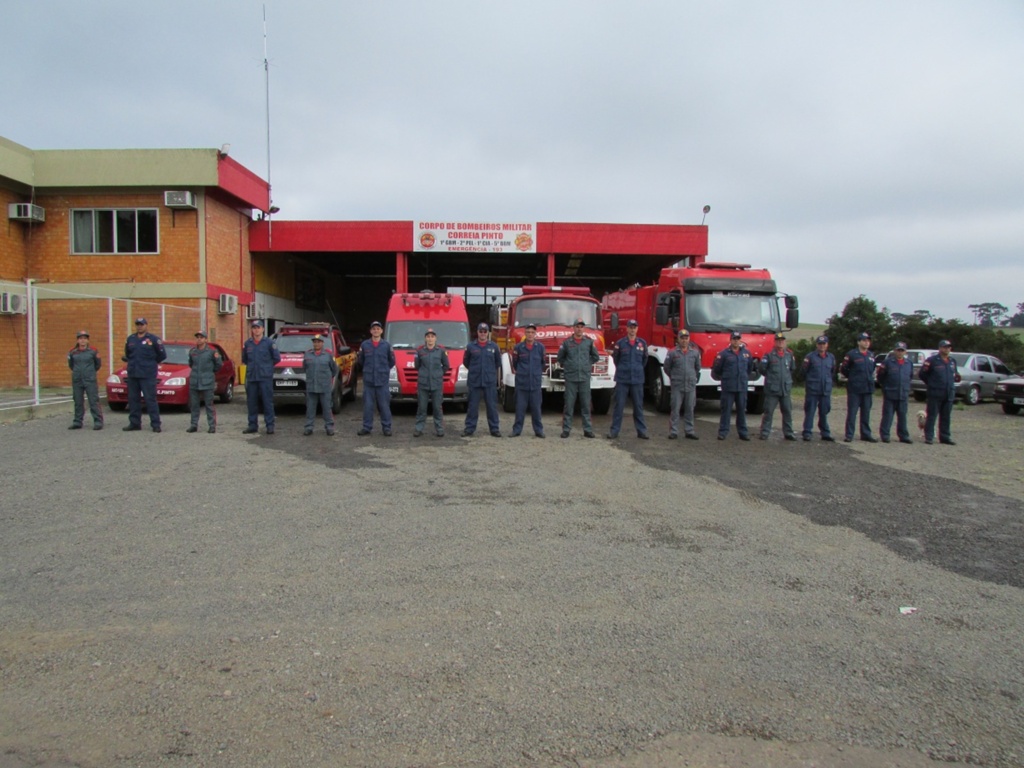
[789,296,1024,379]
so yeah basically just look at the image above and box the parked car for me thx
[993,376,1024,415]
[271,323,356,413]
[910,352,1014,405]
[106,341,236,410]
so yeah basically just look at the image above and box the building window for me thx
[71,209,159,254]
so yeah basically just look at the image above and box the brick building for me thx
[0,135,269,387]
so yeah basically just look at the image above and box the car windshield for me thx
[386,321,470,350]
[514,299,599,328]
[275,334,335,354]
[163,344,191,365]
[684,293,780,333]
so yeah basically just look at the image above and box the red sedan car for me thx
[105,341,236,410]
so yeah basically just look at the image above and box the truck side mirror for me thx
[609,312,619,331]
[785,295,799,310]
[655,305,669,326]
[488,305,501,326]
[786,308,800,329]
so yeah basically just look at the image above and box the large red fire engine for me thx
[491,285,616,414]
[602,258,799,413]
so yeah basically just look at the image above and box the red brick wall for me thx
[0,187,31,387]
[29,192,200,284]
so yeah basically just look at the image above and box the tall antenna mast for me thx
[263,4,274,246]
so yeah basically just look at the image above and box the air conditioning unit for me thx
[7,203,45,223]
[244,301,258,320]
[0,291,27,314]
[164,190,198,209]
[218,293,239,315]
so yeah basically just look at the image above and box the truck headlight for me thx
[165,377,187,387]
[389,367,398,383]
[106,374,122,384]
[457,364,469,382]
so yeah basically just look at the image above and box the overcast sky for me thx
[3,1,1022,323]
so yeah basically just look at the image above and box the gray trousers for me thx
[305,390,334,431]
[190,388,217,429]
[760,393,794,437]
[415,387,444,434]
[72,379,103,426]
[669,384,696,436]
[562,378,593,433]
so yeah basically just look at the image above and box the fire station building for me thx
[0,134,707,388]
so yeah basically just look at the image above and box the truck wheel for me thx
[649,366,671,413]
[964,385,980,406]
[501,384,516,413]
[331,383,343,414]
[591,389,612,415]
[913,392,926,402]
[109,402,127,411]
[746,389,766,415]
[218,380,234,404]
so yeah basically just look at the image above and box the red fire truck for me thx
[602,259,799,414]
[384,291,470,404]
[491,285,615,414]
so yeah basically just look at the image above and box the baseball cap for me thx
[312,334,324,341]
[938,339,952,347]
[857,331,872,341]
[194,330,207,338]
[574,318,587,326]
[678,329,690,337]
[76,330,90,338]
[774,332,786,340]
[895,341,908,350]
[525,323,537,330]
[730,331,742,339]
[134,317,147,325]
[425,328,436,336]
[477,322,490,331]
[250,319,264,328]
[370,320,382,328]
[626,319,638,327]
[816,335,829,344]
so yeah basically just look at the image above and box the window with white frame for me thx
[71,209,159,254]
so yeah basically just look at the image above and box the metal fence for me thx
[3,283,203,408]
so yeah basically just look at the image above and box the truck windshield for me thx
[684,293,780,333]
[386,321,470,350]
[274,335,335,354]
[514,299,599,328]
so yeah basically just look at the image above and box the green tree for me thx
[823,296,895,361]
[968,302,1009,327]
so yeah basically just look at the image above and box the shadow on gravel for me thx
[624,438,1024,589]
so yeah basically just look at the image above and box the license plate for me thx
[275,380,299,388]
[1014,397,1024,405]
[389,386,400,394]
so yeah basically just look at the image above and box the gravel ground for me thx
[0,393,1022,768]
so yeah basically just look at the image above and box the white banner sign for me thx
[414,221,537,253]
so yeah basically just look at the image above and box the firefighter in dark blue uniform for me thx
[839,331,878,442]
[242,319,281,434]
[608,319,649,439]
[356,320,396,436]
[711,331,757,440]
[876,341,914,443]
[463,323,502,437]
[510,323,546,438]
[919,340,960,445]
[802,335,836,441]
[123,317,166,432]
